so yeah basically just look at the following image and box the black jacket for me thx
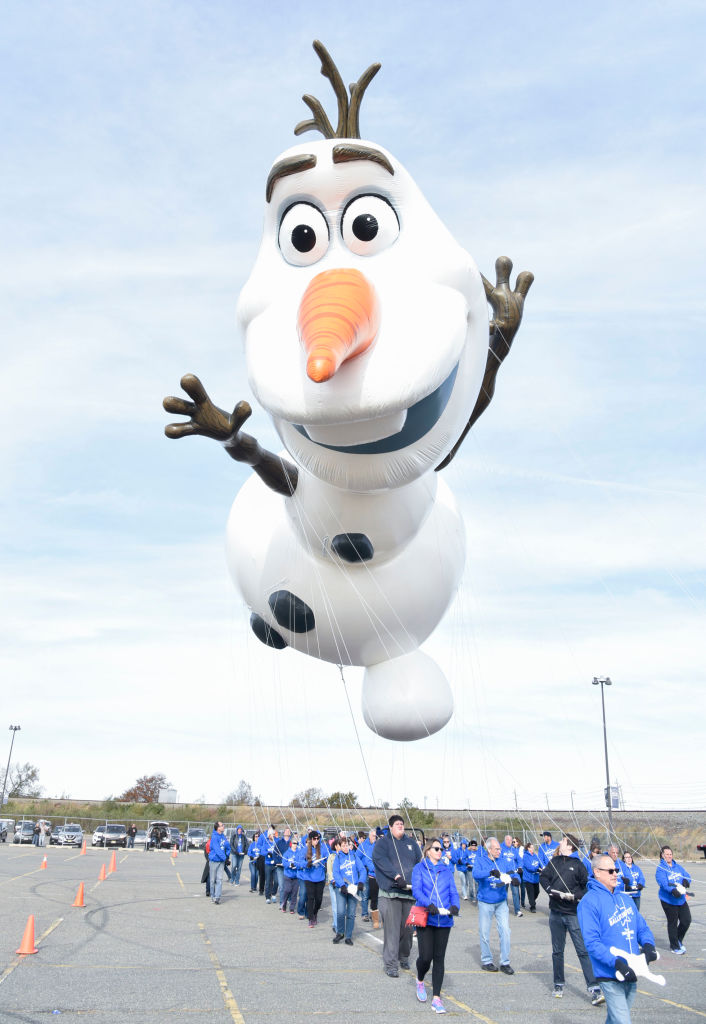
[540,855,589,914]
[372,832,422,894]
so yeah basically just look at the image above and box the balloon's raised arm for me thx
[163,374,298,497]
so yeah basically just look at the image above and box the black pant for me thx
[549,910,596,987]
[661,900,691,949]
[306,879,325,921]
[368,876,379,911]
[416,925,451,997]
[256,856,265,893]
[525,881,539,910]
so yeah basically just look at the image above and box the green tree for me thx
[398,797,434,828]
[291,787,325,807]
[327,790,359,809]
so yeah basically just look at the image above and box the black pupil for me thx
[292,224,316,253]
[353,213,378,241]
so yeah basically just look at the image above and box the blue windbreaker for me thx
[283,842,300,878]
[300,842,327,882]
[411,858,460,928]
[499,842,519,873]
[472,846,518,904]
[357,838,376,878]
[537,840,558,868]
[247,839,259,860]
[620,861,645,898]
[522,851,541,884]
[655,858,691,906]
[332,850,366,888]
[208,830,231,863]
[577,876,655,980]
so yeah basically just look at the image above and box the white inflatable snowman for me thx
[164,41,533,741]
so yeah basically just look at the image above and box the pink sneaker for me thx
[416,980,427,1003]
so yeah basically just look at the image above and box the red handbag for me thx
[406,904,428,927]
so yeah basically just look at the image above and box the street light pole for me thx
[592,677,613,834]
[1,725,21,809]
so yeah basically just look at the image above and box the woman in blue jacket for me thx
[521,842,541,913]
[247,831,261,893]
[332,836,366,944]
[301,830,327,927]
[229,826,248,886]
[411,838,460,1015]
[655,845,692,954]
[620,852,646,911]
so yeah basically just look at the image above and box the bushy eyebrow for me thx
[266,154,317,202]
[333,143,394,176]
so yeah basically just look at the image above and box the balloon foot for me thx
[362,651,453,741]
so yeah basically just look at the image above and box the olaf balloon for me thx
[164,41,533,741]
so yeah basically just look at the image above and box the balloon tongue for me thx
[298,268,379,382]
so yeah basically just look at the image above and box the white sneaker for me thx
[671,946,686,955]
[516,911,523,917]
[553,986,563,998]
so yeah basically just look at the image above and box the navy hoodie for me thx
[577,877,654,980]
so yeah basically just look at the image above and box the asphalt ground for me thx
[0,845,703,1022]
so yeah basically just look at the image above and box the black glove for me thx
[517,867,523,876]
[637,883,644,890]
[449,905,459,916]
[510,877,520,887]
[427,903,439,915]
[614,957,637,984]
[670,888,681,897]
[682,880,691,889]
[357,882,364,891]
[340,884,348,893]
[641,943,658,964]
[490,869,501,878]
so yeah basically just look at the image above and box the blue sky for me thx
[2,1,704,815]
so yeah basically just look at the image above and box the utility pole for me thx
[570,790,575,812]
[592,676,614,834]
[1,726,21,808]
[513,789,518,812]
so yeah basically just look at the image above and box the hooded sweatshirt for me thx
[577,876,655,980]
[655,858,691,906]
[472,846,519,904]
[372,831,422,895]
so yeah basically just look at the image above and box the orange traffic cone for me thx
[72,882,85,907]
[171,844,178,859]
[15,915,38,955]
[98,863,106,881]
[108,851,117,874]
[40,855,47,870]
[80,840,87,855]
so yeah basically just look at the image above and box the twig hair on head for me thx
[294,39,381,140]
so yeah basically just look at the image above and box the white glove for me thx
[438,907,450,916]
[675,883,687,895]
[610,947,665,987]
[499,872,511,884]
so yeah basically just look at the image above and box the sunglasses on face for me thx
[597,868,618,874]
[430,845,442,851]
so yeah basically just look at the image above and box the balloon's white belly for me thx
[225,472,466,667]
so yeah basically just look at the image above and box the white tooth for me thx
[306,409,407,447]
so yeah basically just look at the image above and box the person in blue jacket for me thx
[472,836,518,974]
[275,827,291,903]
[500,835,523,917]
[259,827,280,904]
[466,839,479,902]
[280,834,301,913]
[578,854,657,1024]
[521,842,541,913]
[455,839,470,901]
[295,834,309,918]
[656,845,692,954]
[411,838,460,1014]
[247,830,260,892]
[537,831,559,869]
[356,829,379,925]
[301,830,328,927]
[439,834,457,871]
[229,826,248,886]
[208,821,231,905]
[620,852,646,911]
[332,835,366,945]
[606,845,626,892]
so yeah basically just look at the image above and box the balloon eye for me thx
[279,203,329,266]
[342,195,399,256]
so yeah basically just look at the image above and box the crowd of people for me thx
[197,818,694,1018]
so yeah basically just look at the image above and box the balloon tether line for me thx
[338,664,378,810]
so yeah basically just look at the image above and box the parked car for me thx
[0,821,8,843]
[99,824,127,848]
[1,818,14,841]
[167,827,181,848]
[92,825,106,847]
[50,825,65,845]
[14,821,35,844]
[147,821,171,849]
[58,824,83,847]
[133,829,148,848]
[185,828,207,850]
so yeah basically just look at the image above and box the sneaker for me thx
[431,997,446,1014]
[530,907,536,913]
[499,964,514,975]
[361,915,370,922]
[344,938,353,946]
[679,944,687,954]
[553,986,563,998]
[265,898,270,904]
[213,898,220,904]
[416,980,427,1003]
[515,911,523,917]
[385,967,399,978]
[399,959,410,970]
[308,922,315,929]
[671,946,686,955]
[590,988,605,1006]
[332,933,344,944]
[280,906,286,913]
[481,962,498,972]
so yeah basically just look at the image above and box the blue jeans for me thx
[457,871,468,898]
[329,882,339,932]
[249,859,258,891]
[335,889,358,939]
[297,878,308,916]
[230,853,245,883]
[275,865,284,901]
[599,980,637,1024]
[209,861,225,901]
[467,874,478,900]
[361,877,370,916]
[510,883,521,913]
[478,899,511,966]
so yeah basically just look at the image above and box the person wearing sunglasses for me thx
[578,854,657,1024]
[472,836,516,974]
[655,845,692,954]
[410,838,460,1014]
[620,852,645,912]
[302,830,327,927]
[539,834,603,1004]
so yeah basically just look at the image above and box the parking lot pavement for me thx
[0,846,703,1022]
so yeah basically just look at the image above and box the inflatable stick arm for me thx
[610,947,666,987]
[163,374,298,496]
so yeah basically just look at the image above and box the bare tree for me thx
[291,787,326,808]
[1,762,43,798]
[119,773,172,803]
[224,780,260,805]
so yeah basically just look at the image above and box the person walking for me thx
[372,814,422,978]
[332,835,366,945]
[261,828,279,904]
[500,835,523,917]
[126,824,137,849]
[247,830,260,892]
[201,835,211,897]
[357,828,379,926]
[537,830,558,869]
[466,839,479,902]
[521,842,541,913]
[620,852,645,911]
[455,839,470,900]
[472,836,516,974]
[578,854,657,1024]
[208,821,230,905]
[539,834,604,1005]
[302,830,327,927]
[280,834,301,913]
[327,837,342,935]
[656,845,692,954]
[229,826,247,885]
[412,838,460,1014]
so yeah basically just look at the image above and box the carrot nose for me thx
[298,268,379,383]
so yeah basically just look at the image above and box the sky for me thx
[2,1,704,817]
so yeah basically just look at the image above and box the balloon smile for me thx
[293,363,458,455]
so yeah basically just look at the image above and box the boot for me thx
[371,909,381,930]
